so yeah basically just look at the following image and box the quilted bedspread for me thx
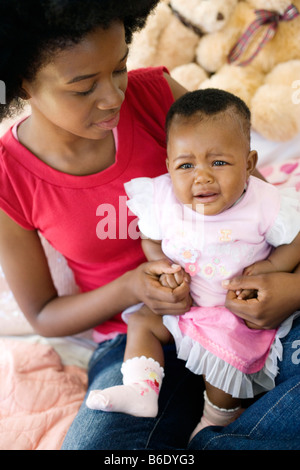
[0,339,88,450]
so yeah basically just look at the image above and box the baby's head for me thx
[165,89,257,216]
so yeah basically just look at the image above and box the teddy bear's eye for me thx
[217,12,224,21]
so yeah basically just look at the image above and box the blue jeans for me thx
[189,314,300,450]
[61,334,204,450]
[61,316,300,450]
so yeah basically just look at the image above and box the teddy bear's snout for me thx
[217,12,225,21]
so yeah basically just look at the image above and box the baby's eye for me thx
[179,163,193,169]
[213,160,227,166]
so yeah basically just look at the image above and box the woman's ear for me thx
[19,80,31,100]
[166,158,169,171]
[246,150,258,177]
[19,88,30,100]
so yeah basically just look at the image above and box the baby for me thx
[87,89,300,437]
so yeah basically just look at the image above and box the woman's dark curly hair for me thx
[0,0,160,121]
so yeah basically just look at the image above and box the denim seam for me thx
[201,379,300,450]
[144,370,193,449]
[88,334,125,371]
[248,381,300,437]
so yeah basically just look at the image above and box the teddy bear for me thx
[251,60,300,141]
[127,0,239,83]
[191,0,300,141]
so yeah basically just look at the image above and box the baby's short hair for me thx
[166,88,251,143]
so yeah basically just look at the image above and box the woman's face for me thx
[22,21,128,140]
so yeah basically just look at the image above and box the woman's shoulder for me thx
[127,66,169,83]
[126,67,174,107]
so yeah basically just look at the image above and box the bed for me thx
[1,107,300,449]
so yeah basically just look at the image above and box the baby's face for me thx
[166,114,257,216]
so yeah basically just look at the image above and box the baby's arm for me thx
[141,238,186,288]
[246,233,300,275]
[237,233,300,300]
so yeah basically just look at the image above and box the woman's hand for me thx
[130,260,192,316]
[234,260,276,301]
[222,271,300,330]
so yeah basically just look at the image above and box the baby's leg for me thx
[190,380,243,440]
[86,306,172,417]
[205,380,241,411]
[124,305,172,366]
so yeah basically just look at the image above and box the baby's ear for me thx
[166,158,169,171]
[246,150,258,176]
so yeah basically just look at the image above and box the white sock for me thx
[86,356,164,418]
[190,391,243,441]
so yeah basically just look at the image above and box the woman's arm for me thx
[163,72,187,100]
[0,210,191,337]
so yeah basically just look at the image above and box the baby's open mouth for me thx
[194,192,219,203]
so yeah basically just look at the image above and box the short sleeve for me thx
[124,177,162,240]
[0,139,35,230]
[266,187,300,246]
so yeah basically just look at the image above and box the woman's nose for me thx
[95,80,125,110]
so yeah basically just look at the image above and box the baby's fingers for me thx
[236,289,257,300]
[160,273,179,289]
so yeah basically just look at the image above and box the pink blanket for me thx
[259,158,300,190]
[0,339,87,450]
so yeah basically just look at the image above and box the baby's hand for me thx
[160,264,186,289]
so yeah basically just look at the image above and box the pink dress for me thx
[124,174,300,398]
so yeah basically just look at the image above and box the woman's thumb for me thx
[222,276,257,290]
[146,259,181,276]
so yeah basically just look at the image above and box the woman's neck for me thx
[17,112,116,176]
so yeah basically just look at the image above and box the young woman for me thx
[0,1,299,450]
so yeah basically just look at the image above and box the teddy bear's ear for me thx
[128,0,240,80]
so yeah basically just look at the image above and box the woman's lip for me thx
[93,112,120,130]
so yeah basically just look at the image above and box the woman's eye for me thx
[73,66,127,97]
[74,83,97,96]
[114,65,127,76]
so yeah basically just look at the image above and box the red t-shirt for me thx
[0,67,174,335]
